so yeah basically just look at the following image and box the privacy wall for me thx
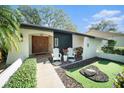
[83,37,102,60]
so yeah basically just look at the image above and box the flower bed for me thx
[3,58,37,88]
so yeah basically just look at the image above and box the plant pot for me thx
[63,55,68,62]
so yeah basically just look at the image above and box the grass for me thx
[66,60,124,88]
[3,58,37,88]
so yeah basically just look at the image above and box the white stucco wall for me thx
[97,52,124,63]
[72,34,84,48]
[87,30,124,47]
[0,59,22,87]
[83,37,102,60]
[6,28,53,64]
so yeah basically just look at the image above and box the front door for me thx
[32,36,49,54]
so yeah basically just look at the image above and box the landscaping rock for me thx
[80,65,109,82]
[83,69,96,77]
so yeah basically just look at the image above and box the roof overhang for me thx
[20,23,109,40]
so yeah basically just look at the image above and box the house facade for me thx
[6,24,105,64]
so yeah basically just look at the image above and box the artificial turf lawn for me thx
[66,60,124,88]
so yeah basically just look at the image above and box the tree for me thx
[39,6,77,31]
[0,6,21,52]
[89,20,117,32]
[17,5,41,25]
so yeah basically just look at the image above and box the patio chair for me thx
[67,48,75,62]
[52,48,62,62]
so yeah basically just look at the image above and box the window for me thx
[55,38,59,47]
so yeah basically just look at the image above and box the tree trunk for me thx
[0,49,2,63]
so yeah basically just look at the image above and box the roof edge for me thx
[20,23,109,40]
[20,23,96,38]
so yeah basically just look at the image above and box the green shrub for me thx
[101,40,116,54]
[122,50,124,55]
[114,49,121,55]
[114,47,124,55]
[101,40,124,56]
[108,40,116,47]
[113,71,124,88]
[101,46,114,54]
[3,58,37,88]
[102,46,124,55]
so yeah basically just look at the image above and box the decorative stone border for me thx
[61,57,99,69]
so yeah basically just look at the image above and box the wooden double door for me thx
[32,36,49,54]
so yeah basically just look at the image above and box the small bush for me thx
[3,58,37,88]
[102,47,124,55]
[101,40,116,54]
[101,46,114,54]
[114,47,124,55]
[113,71,124,88]
[108,40,116,47]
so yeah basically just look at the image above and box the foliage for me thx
[66,60,124,88]
[108,40,116,47]
[62,48,68,55]
[101,46,114,54]
[90,20,117,32]
[17,6,77,31]
[17,5,41,25]
[0,6,21,52]
[101,40,124,55]
[114,47,124,55]
[74,47,83,56]
[113,71,124,88]
[0,48,8,63]
[102,40,116,54]
[74,47,83,61]
[102,47,124,55]
[39,6,77,32]
[3,58,37,88]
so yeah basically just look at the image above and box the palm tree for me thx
[0,6,21,51]
[0,6,21,62]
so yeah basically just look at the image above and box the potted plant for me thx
[74,47,83,61]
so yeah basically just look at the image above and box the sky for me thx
[12,5,124,33]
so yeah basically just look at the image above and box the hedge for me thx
[101,40,124,55]
[102,47,124,56]
[3,58,37,88]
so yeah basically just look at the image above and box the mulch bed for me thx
[55,67,83,88]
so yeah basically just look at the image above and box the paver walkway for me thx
[36,62,65,88]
